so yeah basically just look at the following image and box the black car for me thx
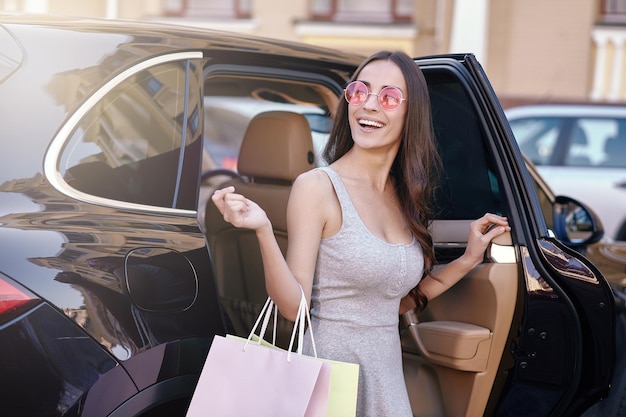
[0,15,619,417]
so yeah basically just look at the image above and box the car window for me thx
[509,117,561,166]
[58,59,202,210]
[567,118,626,168]
[425,68,503,220]
[510,115,626,168]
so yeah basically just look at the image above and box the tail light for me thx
[0,275,40,325]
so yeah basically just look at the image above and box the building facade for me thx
[2,0,626,106]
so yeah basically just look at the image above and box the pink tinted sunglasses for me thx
[344,80,406,111]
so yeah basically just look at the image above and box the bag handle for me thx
[247,296,277,345]
[287,285,317,361]
[244,284,318,362]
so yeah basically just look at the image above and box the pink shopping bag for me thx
[187,286,332,417]
[186,335,331,417]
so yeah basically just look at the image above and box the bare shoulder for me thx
[289,169,335,209]
[292,169,333,196]
[289,169,340,237]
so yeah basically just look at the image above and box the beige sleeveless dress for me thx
[303,167,424,417]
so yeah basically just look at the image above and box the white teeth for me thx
[359,119,383,128]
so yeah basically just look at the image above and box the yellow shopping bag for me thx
[320,356,360,417]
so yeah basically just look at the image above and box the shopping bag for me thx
[241,334,360,417]
[323,356,359,417]
[234,288,359,417]
[186,286,332,417]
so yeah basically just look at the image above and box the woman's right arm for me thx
[211,170,330,321]
[267,170,331,319]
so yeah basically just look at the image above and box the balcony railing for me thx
[600,0,626,24]
[162,0,251,19]
[310,0,412,23]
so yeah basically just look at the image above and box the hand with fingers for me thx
[211,186,270,231]
[464,213,511,266]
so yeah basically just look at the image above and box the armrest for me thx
[407,320,493,372]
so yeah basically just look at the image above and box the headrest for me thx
[605,136,626,154]
[237,111,316,182]
[571,125,588,145]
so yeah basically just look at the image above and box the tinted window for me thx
[426,69,503,220]
[59,59,202,210]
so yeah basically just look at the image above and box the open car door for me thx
[401,54,615,417]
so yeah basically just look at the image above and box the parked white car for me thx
[506,104,626,241]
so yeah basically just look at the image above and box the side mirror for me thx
[553,195,604,247]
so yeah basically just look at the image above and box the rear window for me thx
[58,58,202,210]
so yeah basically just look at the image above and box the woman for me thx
[212,50,510,416]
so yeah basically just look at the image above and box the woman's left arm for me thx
[400,213,510,314]
[419,213,510,302]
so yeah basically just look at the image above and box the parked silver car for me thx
[506,104,626,241]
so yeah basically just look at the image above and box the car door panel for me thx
[402,225,518,417]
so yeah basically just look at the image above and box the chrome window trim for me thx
[172,59,192,208]
[44,51,203,216]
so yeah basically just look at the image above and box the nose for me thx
[362,92,379,110]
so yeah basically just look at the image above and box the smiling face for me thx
[348,59,408,153]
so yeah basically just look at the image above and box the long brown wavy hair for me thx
[322,50,441,312]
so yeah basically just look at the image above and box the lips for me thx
[358,118,384,129]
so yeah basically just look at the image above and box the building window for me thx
[311,0,412,23]
[601,0,626,23]
[163,0,251,19]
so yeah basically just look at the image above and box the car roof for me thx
[0,14,364,179]
[0,14,365,67]
[505,103,626,119]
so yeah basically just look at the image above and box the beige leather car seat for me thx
[204,111,316,347]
